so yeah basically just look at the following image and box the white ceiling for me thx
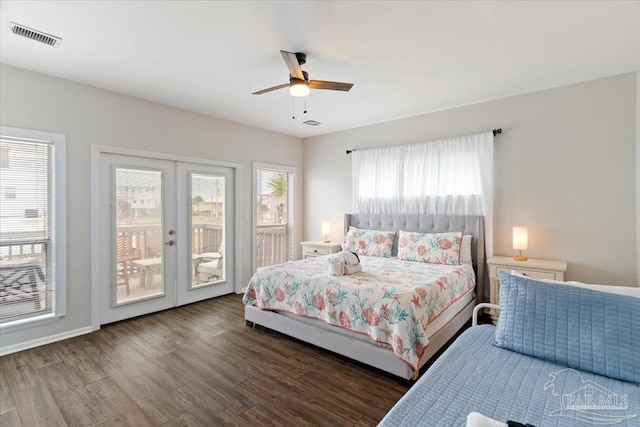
[1,1,639,139]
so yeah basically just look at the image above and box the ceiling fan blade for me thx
[252,83,289,95]
[280,50,305,80]
[309,80,353,91]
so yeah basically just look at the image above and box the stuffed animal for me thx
[328,251,362,276]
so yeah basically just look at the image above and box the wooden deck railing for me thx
[115,223,292,268]
[1,224,293,269]
[256,224,291,268]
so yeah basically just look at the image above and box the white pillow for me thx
[509,270,640,299]
[460,235,473,266]
[561,281,640,298]
[466,412,506,427]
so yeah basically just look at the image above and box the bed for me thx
[379,273,640,426]
[243,214,486,380]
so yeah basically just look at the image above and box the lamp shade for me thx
[513,227,528,250]
[321,220,331,237]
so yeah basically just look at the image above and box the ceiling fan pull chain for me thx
[304,97,307,114]
[292,97,295,120]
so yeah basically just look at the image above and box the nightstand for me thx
[301,241,342,259]
[487,256,568,325]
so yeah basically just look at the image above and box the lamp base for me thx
[514,255,528,261]
[323,240,330,244]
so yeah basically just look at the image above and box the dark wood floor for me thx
[0,294,409,426]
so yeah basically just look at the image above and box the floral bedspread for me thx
[242,255,476,373]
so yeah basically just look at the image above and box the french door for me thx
[97,153,234,324]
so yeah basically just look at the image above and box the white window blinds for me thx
[0,137,55,323]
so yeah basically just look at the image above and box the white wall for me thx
[0,64,303,349]
[304,73,637,286]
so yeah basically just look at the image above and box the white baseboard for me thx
[0,325,96,356]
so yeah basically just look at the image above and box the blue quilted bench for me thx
[379,272,640,427]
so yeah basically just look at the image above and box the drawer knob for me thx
[314,249,318,253]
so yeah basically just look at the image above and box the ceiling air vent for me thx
[9,22,62,47]
[303,120,322,126]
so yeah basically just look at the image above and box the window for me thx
[253,163,295,269]
[352,132,494,256]
[0,126,66,330]
[352,132,493,215]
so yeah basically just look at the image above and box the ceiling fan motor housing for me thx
[291,71,309,83]
[294,52,306,66]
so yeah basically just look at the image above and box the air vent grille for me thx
[303,120,322,126]
[9,22,62,47]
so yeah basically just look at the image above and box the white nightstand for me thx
[301,241,342,259]
[487,256,568,325]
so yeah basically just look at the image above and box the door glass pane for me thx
[114,167,164,304]
[256,168,294,268]
[191,173,225,288]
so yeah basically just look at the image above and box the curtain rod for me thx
[345,128,502,155]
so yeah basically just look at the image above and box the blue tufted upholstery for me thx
[494,272,640,385]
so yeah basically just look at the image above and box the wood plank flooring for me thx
[0,294,409,426]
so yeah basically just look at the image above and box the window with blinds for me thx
[0,136,55,324]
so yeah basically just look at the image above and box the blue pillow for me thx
[493,272,640,384]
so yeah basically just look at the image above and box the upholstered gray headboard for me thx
[344,214,486,303]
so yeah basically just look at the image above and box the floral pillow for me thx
[397,230,463,265]
[342,227,395,257]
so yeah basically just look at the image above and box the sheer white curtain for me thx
[352,132,494,257]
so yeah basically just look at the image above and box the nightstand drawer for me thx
[300,241,342,259]
[496,267,557,281]
[487,256,567,325]
[304,247,331,256]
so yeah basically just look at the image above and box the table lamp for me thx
[322,220,331,243]
[513,226,528,261]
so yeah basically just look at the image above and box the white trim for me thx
[0,312,61,334]
[234,165,242,293]
[0,126,67,330]
[91,145,101,330]
[91,144,243,329]
[0,325,93,356]
[252,162,297,273]
[92,144,241,169]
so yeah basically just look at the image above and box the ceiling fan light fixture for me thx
[289,79,310,97]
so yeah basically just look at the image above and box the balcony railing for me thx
[0,223,293,279]
[114,223,292,268]
[256,224,291,268]
[0,240,50,322]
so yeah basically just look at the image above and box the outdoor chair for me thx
[116,232,140,295]
[195,241,224,283]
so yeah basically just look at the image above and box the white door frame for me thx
[91,145,242,331]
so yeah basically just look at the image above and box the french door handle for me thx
[166,240,175,246]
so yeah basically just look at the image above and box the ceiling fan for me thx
[252,50,353,97]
